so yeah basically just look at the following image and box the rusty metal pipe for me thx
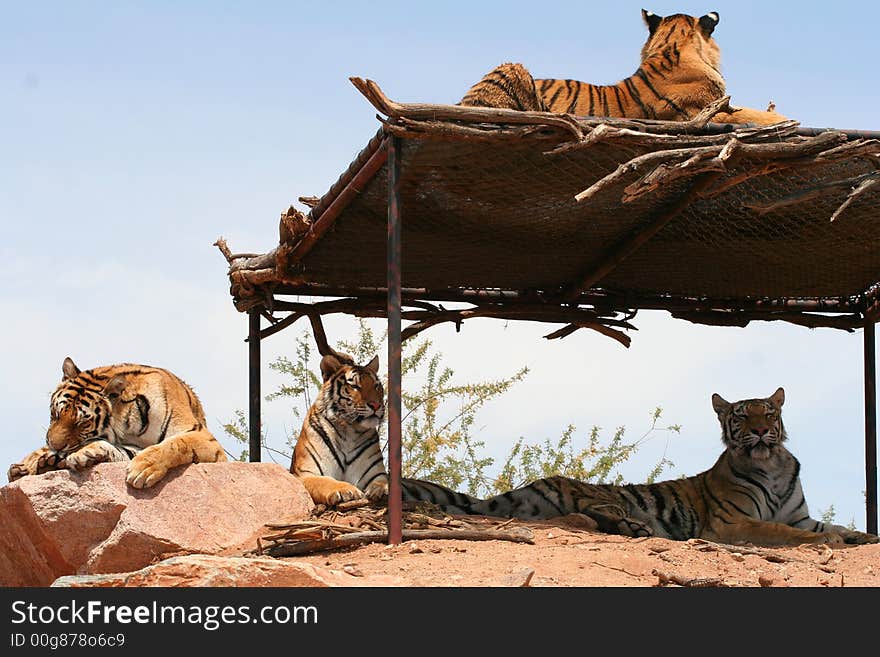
[865,321,878,534]
[248,309,262,463]
[386,136,403,545]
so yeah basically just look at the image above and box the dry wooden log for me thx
[382,116,565,143]
[564,172,722,300]
[546,119,800,156]
[279,206,311,245]
[830,174,880,222]
[699,138,880,200]
[671,310,863,331]
[575,144,721,203]
[350,76,586,141]
[652,569,727,587]
[336,498,372,511]
[264,526,535,557]
[683,95,735,128]
[623,145,731,202]
[543,322,632,348]
[214,237,234,263]
[214,237,261,264]
[576,131,846,204]
[744,172,879,216]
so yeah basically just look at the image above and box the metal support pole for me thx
[386,135,403,545]
[248,309,262,463]
[865,321,877,534]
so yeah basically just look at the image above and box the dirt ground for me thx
[288,516,880,587]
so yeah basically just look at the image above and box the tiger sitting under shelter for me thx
[461,10,787,126]
[290,350,477,509]
[454,388,877,547]
[7,357,226,488]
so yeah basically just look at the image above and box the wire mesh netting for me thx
[294,130,880,301]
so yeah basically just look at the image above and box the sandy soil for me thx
[289,516,880,587]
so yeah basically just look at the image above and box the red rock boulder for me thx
[0,462,313,586]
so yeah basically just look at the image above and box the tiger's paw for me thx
[322,482,365,506]
[7,463,28,482]
[126,445,170,489]
[65,441,118,471]
[836,529,879,545]
[364,477,389,501]
[619,517,654,538]
[8,448,63,481]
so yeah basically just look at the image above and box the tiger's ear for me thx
[711,393,730,416]
[770,387,785,408]
[62,357,81,380]
[642,9,663,35]
[319,354,346,382]
[698,11,719,37]
[364,355,379,374]
[102,375,127,400]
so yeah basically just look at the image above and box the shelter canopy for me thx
[220,79,880,342]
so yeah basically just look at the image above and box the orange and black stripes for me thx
[460,11,727,122]
[432,388,877,546]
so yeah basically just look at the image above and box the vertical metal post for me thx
[248,309,262,463]
[386,136,403,545]
[865,321,878,534]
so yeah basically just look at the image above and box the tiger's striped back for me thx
[460,10,787,125]
[458,388,878,546]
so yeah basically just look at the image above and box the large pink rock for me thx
[0,462,313,586]
[51,554,401,587]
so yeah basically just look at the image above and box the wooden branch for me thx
[830,174,880,223]
[686,538,795,563]
[383,116,565,143]
[575,145,720,203]
[652,569,727,588]
[744,172,879,216]
[256,297,635,346]
[264,526,535,557]
[671,310,863,331]
[699,136,880,200]
[214,237,234,264]
[279,205,311,245]
[543,322,632,348]
[546,118,800,157]
[349,76,586,141]
[623,145,730,202]
[682,95,735,128]
[564,172,722,301]
[576,130,847,204]
[308,313,354,363]
[398,306,636,344]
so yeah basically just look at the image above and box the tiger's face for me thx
[640,10,721,69]
[46,357,122,456]
[320,354,385,429]
[712,387,787,461]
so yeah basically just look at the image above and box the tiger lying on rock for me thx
[7,357,226,488]
[460,9,787,125]
[415,388,877,547]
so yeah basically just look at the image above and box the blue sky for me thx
[2,1,878,529]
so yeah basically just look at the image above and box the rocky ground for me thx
[289,515,880,587]
[4,462,877,588]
